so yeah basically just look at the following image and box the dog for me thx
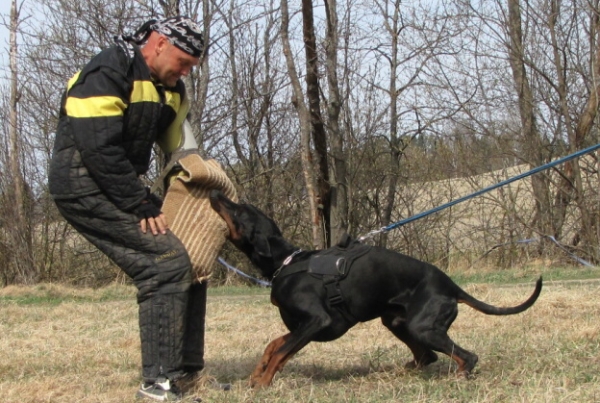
[209,190,542,387]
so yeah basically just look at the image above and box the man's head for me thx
[129,16,203,87]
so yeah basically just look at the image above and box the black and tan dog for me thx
[209,190,542,387]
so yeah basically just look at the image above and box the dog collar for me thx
[272,249,303,279]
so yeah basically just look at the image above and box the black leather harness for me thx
[274,234,372,310]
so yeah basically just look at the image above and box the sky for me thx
[0,1,41,83]
[0,1,11,78]
[0,1,11,74]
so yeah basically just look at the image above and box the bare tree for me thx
[546,0,600,252]
[281,0,322,248]
[3,0,36,284]
[324,0,348,244]
[301,0,331,248]
[506,0,553,242]
[13,0,156,285]
[4,0,600,286]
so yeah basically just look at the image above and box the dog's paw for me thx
[249,376,271,389]
[457,369,478,380]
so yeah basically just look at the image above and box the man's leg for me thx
[55,194,192,385]
[182,281,207,373]
[179,280,230,392]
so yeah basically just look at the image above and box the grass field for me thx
[1,268,600,403]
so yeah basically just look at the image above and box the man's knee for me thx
[155,246,193,284]
[136,240,193,302]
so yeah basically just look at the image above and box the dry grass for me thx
[1,280,600,402]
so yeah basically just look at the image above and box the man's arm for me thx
[66,66,148,212]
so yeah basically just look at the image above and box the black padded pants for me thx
[54,193,192,383]
[182,281,207,373]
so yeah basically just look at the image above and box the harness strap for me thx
[271,249,304,280]
[273,254,359,325]
[323,277,344,305]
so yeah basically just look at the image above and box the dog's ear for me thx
[253,233,272,258]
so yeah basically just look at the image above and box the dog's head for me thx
[210,190,294,276]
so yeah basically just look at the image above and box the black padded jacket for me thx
[48,39,187,211]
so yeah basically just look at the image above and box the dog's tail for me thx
[458,276,542,315]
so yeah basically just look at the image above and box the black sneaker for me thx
[136,376,183,401]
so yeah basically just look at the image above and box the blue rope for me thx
[546,236,595,267]
[220,143,600,282]
[482,237,594,267]
[217,257,271,287]
[379,143,600,234]
[218,235,593,285]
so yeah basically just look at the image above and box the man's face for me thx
[152,36,200,87]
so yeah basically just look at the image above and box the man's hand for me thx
[145,188,164,208]
[133,201,169,235]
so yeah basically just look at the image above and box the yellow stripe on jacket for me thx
[65,96,127,118]
[64,76,181,119]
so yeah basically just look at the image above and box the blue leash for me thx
[220,143,600,283]
[218,236,593,286]
[217,257,272,287]
[480,236,594,267]
[359,143,600,241]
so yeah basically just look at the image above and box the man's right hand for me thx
[133,201,169,235]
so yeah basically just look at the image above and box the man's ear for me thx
[253,233,272,258]
[153,33,169,55]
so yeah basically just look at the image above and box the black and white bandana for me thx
[126,16,204,58]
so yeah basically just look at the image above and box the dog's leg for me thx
[251,316,331,387]
[250,334,290,386]
[381,313,438,369]
[409,299,478,377]
[251,332,314,388]
[423,334,478,377]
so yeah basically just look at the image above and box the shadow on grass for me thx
[207,353,461,385]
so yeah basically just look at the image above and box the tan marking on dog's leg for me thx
[252,346,298,387]
[249,334,290,387]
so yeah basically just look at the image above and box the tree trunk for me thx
[324,0,348,244]
[301,0,331,248]
[506,0,553,239]
[281,0,321,248]
[7,0,35,284]
[194,0,212,153]
[381,2,402,249]
[550,0,599,254]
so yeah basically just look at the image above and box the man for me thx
[49,16,209,401]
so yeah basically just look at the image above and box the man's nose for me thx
[181,66,193,76]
